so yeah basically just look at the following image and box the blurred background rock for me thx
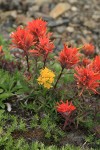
[0,0,100,53]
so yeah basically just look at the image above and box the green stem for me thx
[43,57,46,68]
[26,54,30,72]
[53,67,64,89]
[35,57,38,77]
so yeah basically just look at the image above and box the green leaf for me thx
[0,100,5,108]
[0,92,13,100]
[53,63,61,72]
[0,88,4,93]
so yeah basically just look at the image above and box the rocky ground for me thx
[0,0,100,54]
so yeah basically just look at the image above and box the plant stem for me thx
[26,54,30,72]
[35,57,38,77]
[43,57,46,68]
[53,67,64,89]
[77,46,84,51]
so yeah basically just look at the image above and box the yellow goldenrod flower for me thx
[37,67,55,89]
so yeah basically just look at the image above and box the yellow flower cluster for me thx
[37,67,55,89]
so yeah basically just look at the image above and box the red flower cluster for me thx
[83,43,94,55]
[27,18,47,40]
[10,27,35,53]
[56,100,76,114]
[10,19,54,61]
[29,35,54,58]
[74,66,100,94]
[58,44,79,69]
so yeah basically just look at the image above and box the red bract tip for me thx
[27,18,47,40]
[81,58,91,66]
[56,100,76,113]
[29,35,54,59]
[58,44,79,69]
[91,55,100,73]
[83,43,95,55]
[74,66,100,94]
[38,36,54,55]
[10,27,35,53]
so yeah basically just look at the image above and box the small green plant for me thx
[0,69,30,108]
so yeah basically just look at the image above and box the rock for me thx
[41,3,50,14]
[27,5,40,17]
[32,12,51,20]
[64,12,71,18]
[0,0,21,10]
[16,15,33,25]
[8,10,17,18]
[24,0,36,5]
[50,3,71,18]
[34,0,51,5]
[56,26,66,34]
[68,0,77,4]
[84,20,96,29]
[66,26,74,32]
[0,10,17,21]
[71,6,78,11]
[29,5,40,12]
[48,19,69,27]
[83,29,91,35]
[84,5,90,10]
[92,12,100,21]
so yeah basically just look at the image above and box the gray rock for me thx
[56,26,66,34]
[66,26,74,32]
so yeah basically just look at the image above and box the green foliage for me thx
[0,34,12,60]
[0,35,9,48]
[85,134,100,149]
[0,69,30,108]
[0,136,88,150]
[52,63,62,73]
[30,114,39,128]
[62,70,74,83]
[40,114,65,141]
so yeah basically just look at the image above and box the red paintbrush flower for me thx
[74,66,100,94]
[56,100,76,113]
[58,44,79,69]
[56,100,76,130]
[29,35,54,59]
[81,58,91,66]
[91,55,100,73]
[27,18,47,40]
[10,27,35,53]
[38,36,54,56]
[83,43,94,55]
